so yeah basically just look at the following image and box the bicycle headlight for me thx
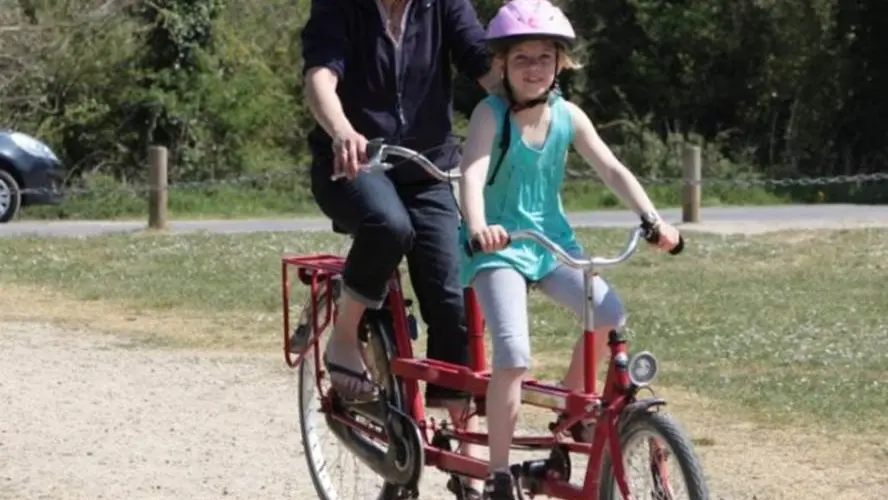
[627,351,658,387]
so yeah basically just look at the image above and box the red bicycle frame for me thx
[281,251,649,499]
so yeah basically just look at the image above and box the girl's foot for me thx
[482,471,517,500]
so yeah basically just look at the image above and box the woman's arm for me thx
[305,68,355,139]
[301,0,355,139]
[459,101,498,232]
[566,101,660,218]
[443,0,499,92]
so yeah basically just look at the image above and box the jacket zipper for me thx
[380,4,409,135]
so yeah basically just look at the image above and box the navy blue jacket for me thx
[301,0,491,184]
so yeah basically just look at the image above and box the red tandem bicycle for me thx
[281,140,709,500]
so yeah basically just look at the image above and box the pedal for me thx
[431,428,455,473]
[391,486,419,499]
[514,446,571,497]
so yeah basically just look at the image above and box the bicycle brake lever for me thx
[370,161,394,171]
[329,141,391,181]
[367,141,385,166]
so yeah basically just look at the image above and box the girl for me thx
[456,0,682,497]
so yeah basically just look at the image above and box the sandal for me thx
[323,353,379,404]
[447,475,483,500]
[482,471,518,500]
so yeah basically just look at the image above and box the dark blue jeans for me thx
[310,163,469,403]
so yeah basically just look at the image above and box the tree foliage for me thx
[0,0,885,201]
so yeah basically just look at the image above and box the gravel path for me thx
[3,320,887,500]
[4,217,888,499]
[1,322,308,500]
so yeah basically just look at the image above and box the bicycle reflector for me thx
[627,351,659,387]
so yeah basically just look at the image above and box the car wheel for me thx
[0,169,22,223]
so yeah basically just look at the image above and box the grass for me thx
[1,227,887,435]
[21,183,325,221]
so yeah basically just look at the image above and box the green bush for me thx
[3,0,887,220]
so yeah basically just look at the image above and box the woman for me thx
[301,0,499,497]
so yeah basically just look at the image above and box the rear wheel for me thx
[599,411,709,500]
[297,299,407,500]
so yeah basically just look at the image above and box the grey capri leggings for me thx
[472,265,627,369]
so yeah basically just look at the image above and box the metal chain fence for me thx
[10,169,888,197]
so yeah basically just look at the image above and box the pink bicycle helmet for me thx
[485,0,576,47]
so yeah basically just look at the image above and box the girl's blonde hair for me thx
[490,37,583,72]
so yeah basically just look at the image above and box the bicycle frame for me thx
[282,141,669,500]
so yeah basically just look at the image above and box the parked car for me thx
[0,129,66,223]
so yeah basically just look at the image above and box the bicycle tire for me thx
[598,410,710,500]
[297,296,407,500]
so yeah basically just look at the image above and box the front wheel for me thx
[599,411,709,500]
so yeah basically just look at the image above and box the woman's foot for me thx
[323,334,378,403]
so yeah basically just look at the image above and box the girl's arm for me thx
[459,102,498,233]
[566,102,661,219]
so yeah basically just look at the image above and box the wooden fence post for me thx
[148,145,168,230]
[681,143,701,223]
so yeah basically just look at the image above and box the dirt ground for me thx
[3,220,888,499]
[3,319,887,500]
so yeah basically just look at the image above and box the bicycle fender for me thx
[623,397,667,416]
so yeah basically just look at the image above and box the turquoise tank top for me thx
[458,92,582,286]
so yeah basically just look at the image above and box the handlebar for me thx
[464,218,684,270]
[332,140,685,267]
[330,139,461,182]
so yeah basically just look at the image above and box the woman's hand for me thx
[653,222,682,252]
[470,224,510,253]
[332,129,369,180]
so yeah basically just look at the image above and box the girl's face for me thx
[503,39,559,101]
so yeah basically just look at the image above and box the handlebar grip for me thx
[464,235,511,257]
[669,236,684,255]
[640,219,684,256]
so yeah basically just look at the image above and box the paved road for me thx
[2,204,888,238]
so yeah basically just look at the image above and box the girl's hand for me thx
[470,224,510,253]
[654,222,682,252]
